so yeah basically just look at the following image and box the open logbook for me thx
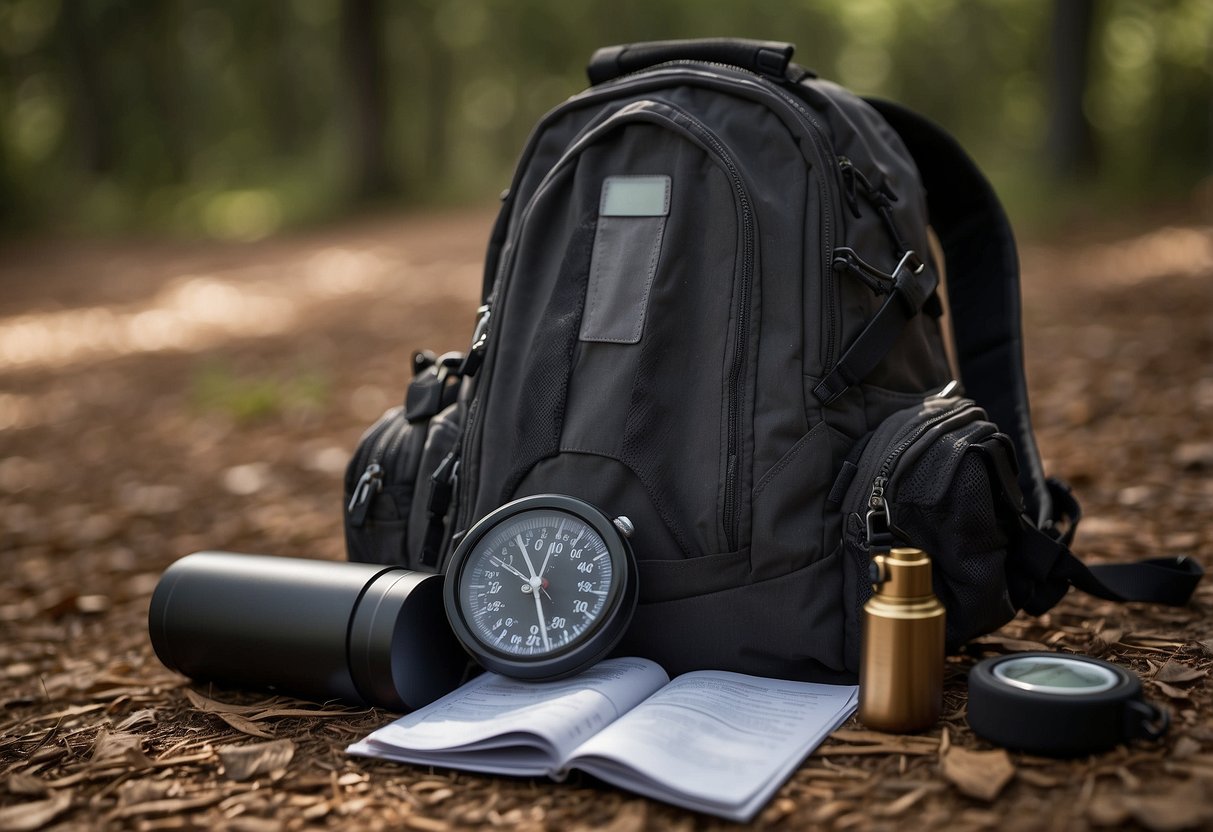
[348,657,857,821]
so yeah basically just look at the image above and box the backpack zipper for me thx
[629,102,756,550]
[867,403,982,511]
[660,109,754,551]
[347,412,410,527]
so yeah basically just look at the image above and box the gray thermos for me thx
[148,551,468,710]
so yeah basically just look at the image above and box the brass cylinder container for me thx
[858,546,946,733]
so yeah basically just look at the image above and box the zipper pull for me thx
[457,305,492,376]
[421,452,460,568]
[869,475,889,509]
[865,478,894,553]
[348,463,383,527]
[427,452,459,517]
[838,156,862,218]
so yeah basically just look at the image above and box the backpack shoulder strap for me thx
[1013,499,1204,613]
[872,100,1203,610]
[864,97,1053,530]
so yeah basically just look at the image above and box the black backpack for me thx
[345,39,1201,682]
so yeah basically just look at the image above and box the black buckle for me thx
[405,352,464,422]
[833,247,923,298]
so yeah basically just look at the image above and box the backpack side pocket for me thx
[343,352,463,569]
[407,402,463,569]
[833,396,1019,672]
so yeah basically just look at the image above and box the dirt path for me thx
[1,212,1211,831]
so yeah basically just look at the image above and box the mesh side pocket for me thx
[897,436,1018,650]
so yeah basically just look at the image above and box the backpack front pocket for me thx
[465,99,760,562]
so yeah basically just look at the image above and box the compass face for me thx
[444,495,637,680]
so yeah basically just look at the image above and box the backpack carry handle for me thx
[587,39,795,85]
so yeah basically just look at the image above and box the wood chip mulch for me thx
[1,214,1211,830]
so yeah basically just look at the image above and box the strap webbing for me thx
[1014,516,1204,613]
[865,98,1053,529]
[814,253,932,404]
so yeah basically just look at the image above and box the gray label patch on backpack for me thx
[580,176,670,344]
[600,175,670,216]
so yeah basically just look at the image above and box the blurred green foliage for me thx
[191,361,329,422]
[0,0,1209,237]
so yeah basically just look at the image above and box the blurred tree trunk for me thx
[1046,0,1097,180]
[58,0,113,175]
[146,2,187,183]
[423,40,452,186]
[340,0,397,200]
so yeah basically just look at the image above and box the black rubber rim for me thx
[967,652,1161,756]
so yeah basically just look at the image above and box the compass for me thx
[967,652,1169,755]
[443,494,638,680]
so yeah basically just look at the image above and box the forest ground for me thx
[1,210,1211,831]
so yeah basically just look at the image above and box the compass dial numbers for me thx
[457,511,615,658]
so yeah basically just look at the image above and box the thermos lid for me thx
[349,570,467,711]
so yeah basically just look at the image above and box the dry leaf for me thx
[1089,781,1213,832]
[409,780,455,793]
[224,817,284,832]
[4,774,48,797]
[0,792,71,832]
[760,797,797,825]
[831,729,939,747]
[1116,765,1142,791]
[115,709,158,731]
[1088,792,1130,827]
[941,746,1015,801]
[108,792,229,819]
[817,744,937,756]
[248,706,363,720]
[116,778,176,807]
[1017,769,1062,788]
[218,712,275,739]
[301,801,332,820]
[1124,634,1187,650]
[971,635,1051,652]
[874,784,936,817]
[184,690,358,721]
[809,800,855,823]
[424,788,454,805]
[217,739,296,782]
[123,746,155,771]
[1171,737,1202,759]
[90,729,144,762]
[1155,660,1207,685]
[185,689,265,715]
[1153,681,1192,700]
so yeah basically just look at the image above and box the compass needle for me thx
[532,586,552,652]
[515,535,541,580]
[490,556,531,584]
